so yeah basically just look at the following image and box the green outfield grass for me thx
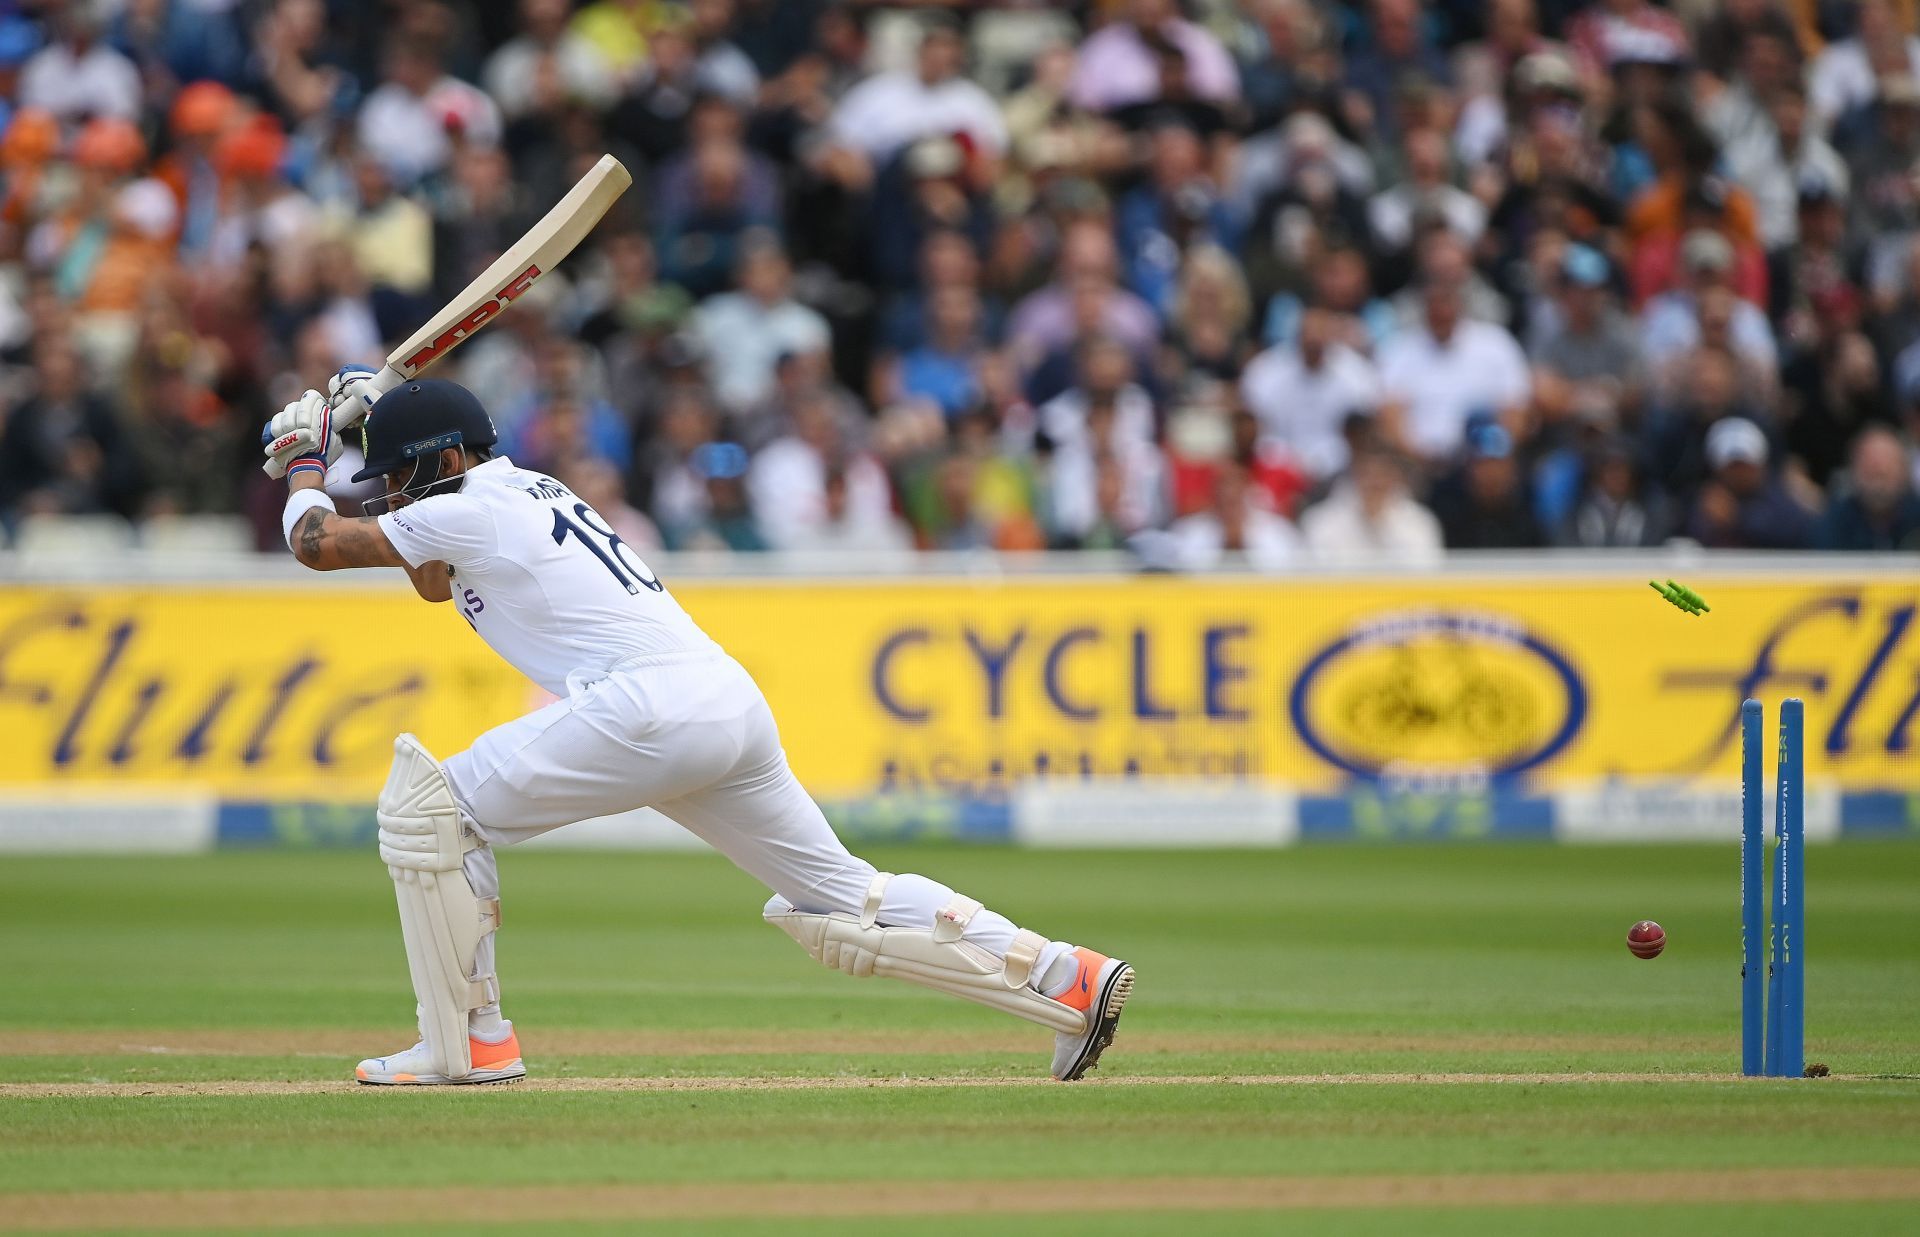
[1,843,1916,1234]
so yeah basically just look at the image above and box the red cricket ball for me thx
[1627,920,1666,959]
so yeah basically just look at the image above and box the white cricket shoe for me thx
[1047,948,1135,1081]
[355,1025,526,1085]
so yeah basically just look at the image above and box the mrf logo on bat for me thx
[400,263,544,374]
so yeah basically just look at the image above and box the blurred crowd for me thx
[3,0,1920,562]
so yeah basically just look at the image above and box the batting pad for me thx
[376,734,500,1080]
[764,874,1086,1035]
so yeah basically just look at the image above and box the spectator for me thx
[357,41,501,187]
[1043,393,1167,547]
[1809,0,1920,134]
[1781,287,1892,488]
[1843,76,1920,299]
[691,234,830,411]
[1367,127,1486,259]
[1116,118,1240,317]
[1299,446,1444,564]
[1157,459,1300,571]
[681,441,768,552]
[1560,437,1674,547]
[1819,426,1920,549]
[1378,275,1532,462]
[1241,302,1382,482]
[1566,0,1690,81]
[1640,230,1778,373]
[483,0,618,122]
[885,284,988,421]
[0,339,146,527]
[1686,416,1816,548]
[1432,419,1546,549]
[1344,0,1453,133]
[655,138,781,298]
[1033,334,1157,457]
[748,388,895,551]
[826,16,1006,168]
[18,8,140,124]
[1006,221,1160,368]
[1068,0,1240,117]
[1532,245,1644,430]
[1166,244,1254,383]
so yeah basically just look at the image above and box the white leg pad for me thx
[377,734,500,1080]
[764,873,1086,1036]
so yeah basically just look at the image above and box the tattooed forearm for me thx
[297,509,327,563]
[289,509,406,571]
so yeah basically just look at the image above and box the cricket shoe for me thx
[355,1025,525,1085]
[1048,948,1134,1081]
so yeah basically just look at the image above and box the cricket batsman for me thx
[263,370,1134,1085]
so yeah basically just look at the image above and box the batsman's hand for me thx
[326,363,382,430]
[261,389,342,480]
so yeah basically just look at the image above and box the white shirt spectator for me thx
[828,71,1008,164]
[747,441,895,551]
[483,31,617,118]
[1378,320,1532,458]
[357,77,503,186]
[1299,481,1444,565]
[1161,508,1300,572]
[1047,434,1166,541]
[1034,385,1158,451]
[18,40,140,122]
[691,293,831,411]
[1239,341,1381,479]
[1809,35,1920,130]
[1368,184,1487,253]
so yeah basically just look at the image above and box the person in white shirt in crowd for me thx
[482,0,618,121]
[826,14,1007,168]
[691,232,832,412]
[1377,274,1532,462]
[748,386,896,550]
[1808,0,1920,133]
[357,41,503,187]
[18,7,139,124]
[1299,444,1444,565]
[1160,459,1300,571]
[1044,394,1167,546]
[1033,334,1157,453]
[781,464,916,554]
[1367,127,1487,258]
[1239,301,1382,482]
[1640,229,1778,373]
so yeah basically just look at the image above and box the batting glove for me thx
[326,364,382,431]
[261,389,342,480]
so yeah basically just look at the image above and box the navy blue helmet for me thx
[351,379,498,513]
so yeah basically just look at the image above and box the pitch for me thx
[2,843,1917,1234]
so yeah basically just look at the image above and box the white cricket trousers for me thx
[438,650,1067,1017]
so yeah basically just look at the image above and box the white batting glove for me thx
[261,389,342,480]
[326,363,382,430]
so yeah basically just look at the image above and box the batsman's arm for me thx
[284,475,453,602]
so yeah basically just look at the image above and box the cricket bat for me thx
[265,155,632,475]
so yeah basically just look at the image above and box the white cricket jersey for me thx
[378,457,717,696]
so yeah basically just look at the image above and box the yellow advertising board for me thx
[2,574,1917,801]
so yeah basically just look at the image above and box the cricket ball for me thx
[1627,920,1666,959]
